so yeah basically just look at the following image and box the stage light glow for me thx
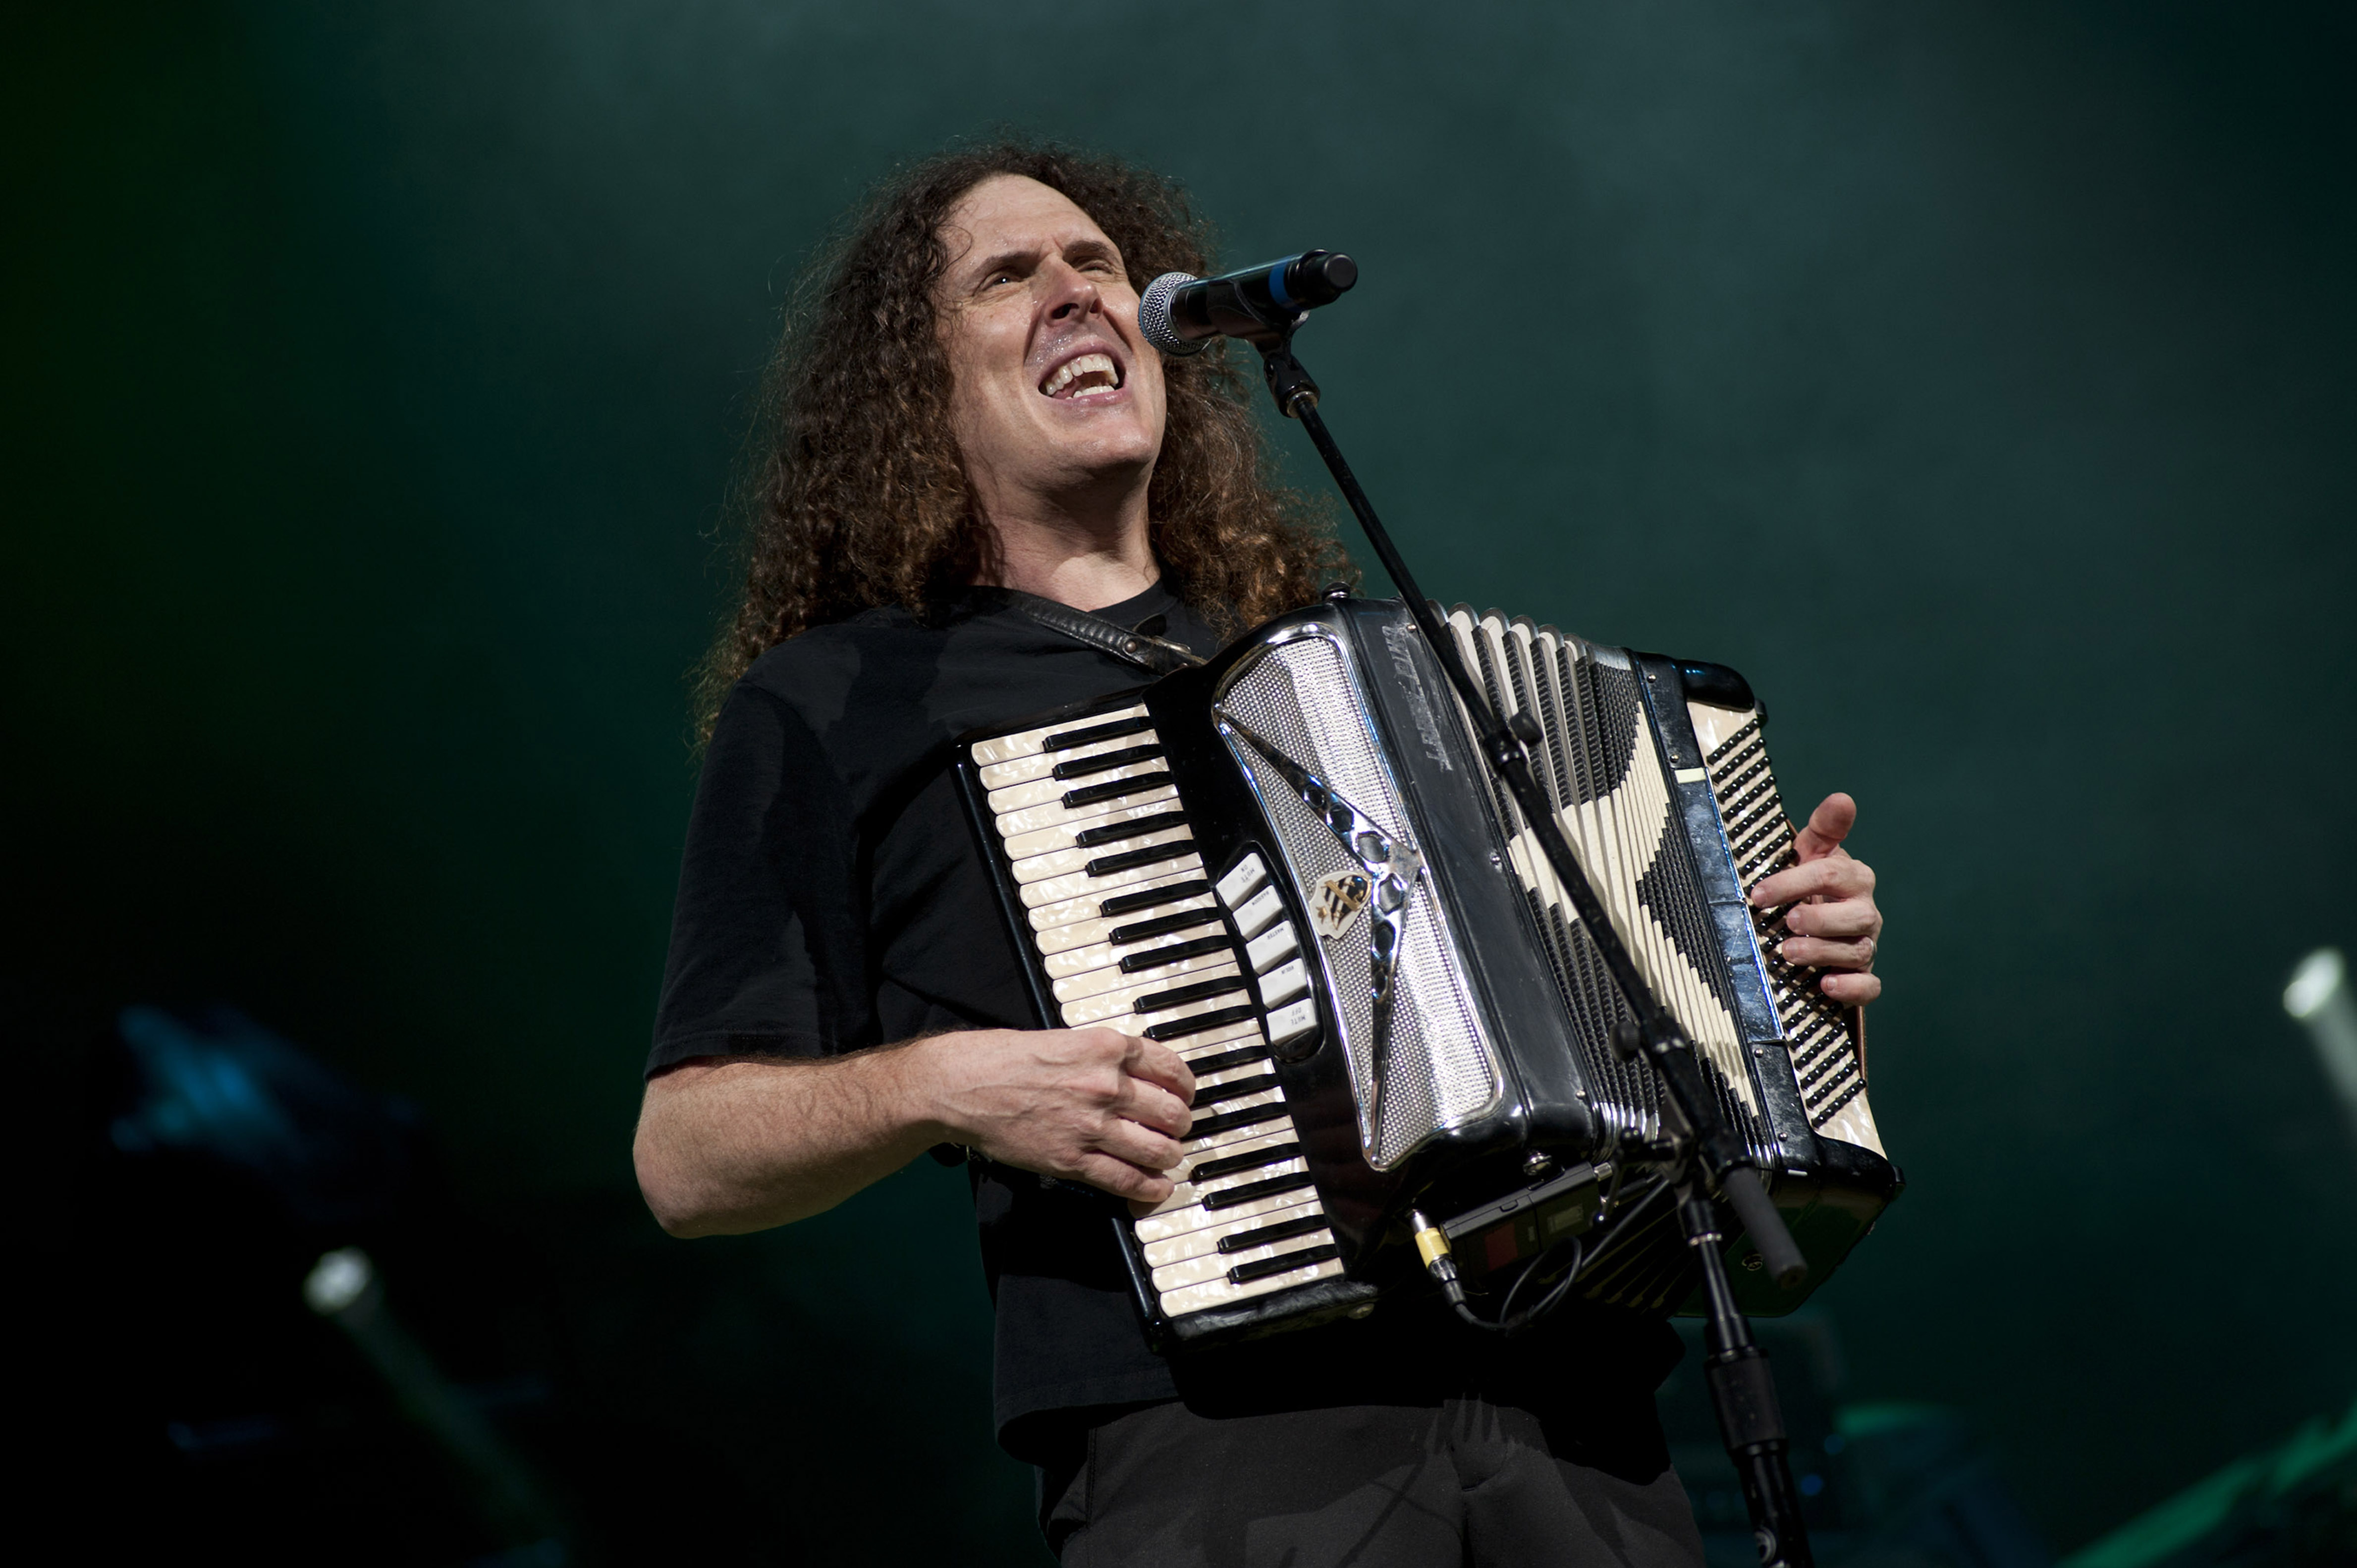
[305,1247,375,1315]
[2283,946,2357,1147]
[2284,947,2344,1020]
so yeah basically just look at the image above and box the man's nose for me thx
[1042,259,1103,321]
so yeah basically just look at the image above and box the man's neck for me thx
[978,493,1158,614]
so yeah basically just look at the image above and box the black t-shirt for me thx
[651,580,1682,1461]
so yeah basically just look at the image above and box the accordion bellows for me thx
[958,595,1900,1350]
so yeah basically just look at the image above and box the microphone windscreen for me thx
[1138,271,1206,357]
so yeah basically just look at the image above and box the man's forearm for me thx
[634,1045,946,1237]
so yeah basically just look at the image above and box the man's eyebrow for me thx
[960,236,1124,284]
[965,245,1043,283]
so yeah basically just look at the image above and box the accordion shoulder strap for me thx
[1007,591,1205,675]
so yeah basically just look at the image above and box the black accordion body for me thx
[956,595,1901,1350]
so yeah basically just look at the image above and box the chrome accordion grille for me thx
[1215,626,1504,1170]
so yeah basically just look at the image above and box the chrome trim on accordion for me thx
[953,596,1901,1351]
[1212,621,1505,1171]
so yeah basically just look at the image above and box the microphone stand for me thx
[1252,327,1815,1568]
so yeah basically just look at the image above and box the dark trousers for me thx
[1042,1395,1705,1567]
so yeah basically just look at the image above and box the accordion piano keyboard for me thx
[971,708,1345,1321]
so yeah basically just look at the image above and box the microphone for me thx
[1138,250,1358,355]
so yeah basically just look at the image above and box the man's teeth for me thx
[1043,352,1120,398]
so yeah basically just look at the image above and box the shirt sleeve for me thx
[646,679,875,1074]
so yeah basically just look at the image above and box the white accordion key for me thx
[1154,1255,1344,1317]
[1183,1118,1289,1158]
[1024,870,1207,933]
[1159,1154,1310,1211]
[1151,1224,1338,1291]
[1006,824,1195,885]
[966,704,1147,767]
[975,713,1159,790]
[1033,894,1219,957]
[1050,944,1237,1002]
[1141,1195,1323,1268]
[988,757,1169,815]
[1021,851,1207,910]
[977,735,1139,791]
[1132,1180,1318,1244]
[995,782,1180,840]
[1062,980,1240,1030]
[1000,798,1191,862]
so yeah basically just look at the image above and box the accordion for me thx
[956,594,1901,1349]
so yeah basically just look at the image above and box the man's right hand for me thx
[636,1024,1197,1237]
[911,1026,1197,1203]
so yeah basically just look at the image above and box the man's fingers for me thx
[1780,898,1882,940]
[1751,854,1873,909]
[1113,1074,1193,1140]
[1819,970,1881,1005]
[1117,1033,1197,1105]
[1069,1151,1174,1204]
[1095,1115,1187,1175]
[1780,934,1877,972]
[1792,792,1859,864]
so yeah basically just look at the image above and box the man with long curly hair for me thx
[634,140,1885,1565]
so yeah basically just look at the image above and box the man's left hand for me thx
[1747,792,1882,1006]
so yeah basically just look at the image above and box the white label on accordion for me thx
[1246,920,1300,973]
[1264,997,1318,1047]
[1259,956,1311,1008]
[1232,883,1285,938]
[1216,853,1269,909]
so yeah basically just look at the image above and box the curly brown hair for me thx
[694,138,1350,739]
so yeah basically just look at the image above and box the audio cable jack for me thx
[1411,1210,1478,1324]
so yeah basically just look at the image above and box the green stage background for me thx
[9,1,2354,1560]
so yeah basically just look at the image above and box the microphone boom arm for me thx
[1247,321,1819,1568]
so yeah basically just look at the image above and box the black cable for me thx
[1445,1233,1582,1335]
[1573,1175,1673,1274]
[1500,1233,1586,1326]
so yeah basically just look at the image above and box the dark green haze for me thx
[11,0,2354,1556]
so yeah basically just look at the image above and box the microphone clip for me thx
[1260,337,1321,418]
